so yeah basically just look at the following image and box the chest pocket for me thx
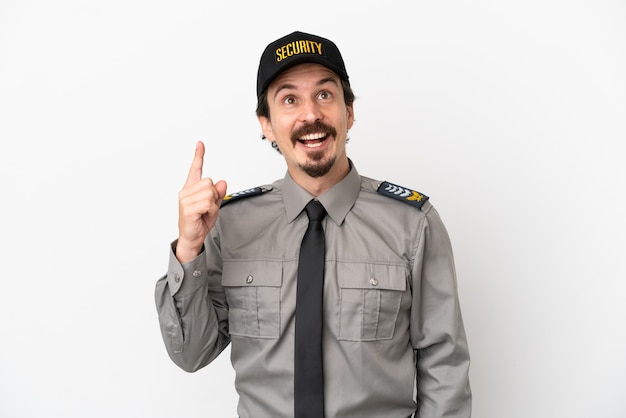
[337,262,407,341]
[222,260,282,339]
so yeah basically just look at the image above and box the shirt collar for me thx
[282,160,361,225]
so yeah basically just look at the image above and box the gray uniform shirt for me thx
[155,163,471,418]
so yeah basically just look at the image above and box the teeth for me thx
[303,141,323,148]
[299,132,326,141]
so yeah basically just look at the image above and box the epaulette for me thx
[221,185,273,207]
[377,181,429,209]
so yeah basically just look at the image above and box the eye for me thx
[317,90,333,100]
[282,95,297,105]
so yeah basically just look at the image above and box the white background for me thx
[1,1,625,417]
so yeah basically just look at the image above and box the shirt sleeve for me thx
[154,233,230,372]
[410,204,472,417]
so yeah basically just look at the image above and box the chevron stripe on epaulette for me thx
[377,181,429,209]
[221,185,273,207]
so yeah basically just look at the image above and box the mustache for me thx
[291,121,337,142]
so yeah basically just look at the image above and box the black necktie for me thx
[294,199,327,418]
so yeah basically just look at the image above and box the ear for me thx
[258,116,274,141]
[346,104,355,130]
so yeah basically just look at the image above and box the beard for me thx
[291,120,338,178]
[300,153,336,178]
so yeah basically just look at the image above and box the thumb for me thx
[215,180,228,202]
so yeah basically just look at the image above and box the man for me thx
[155,31,471,417]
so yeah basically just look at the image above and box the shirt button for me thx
[192,270,202,278]
[369,277,379,286]
[246,275,254,284]
[174,273,181,283]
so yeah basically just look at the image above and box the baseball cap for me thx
[256,31,350,99]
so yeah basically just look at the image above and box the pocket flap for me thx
[338,263,407,291]
[222,260,283,287]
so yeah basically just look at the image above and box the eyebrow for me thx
[272,77,340,100]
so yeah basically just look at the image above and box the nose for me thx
[300,98,323,123]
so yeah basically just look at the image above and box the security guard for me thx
[155,31,471,418]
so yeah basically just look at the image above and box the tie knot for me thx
[305,200,327,222]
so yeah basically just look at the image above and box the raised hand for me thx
[176,141,227,263]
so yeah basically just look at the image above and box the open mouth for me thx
[292,121,337,150]
[297,132,329,148]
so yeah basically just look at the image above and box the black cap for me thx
[256,31,349,99]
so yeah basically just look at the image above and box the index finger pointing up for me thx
[185,141,205,186]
